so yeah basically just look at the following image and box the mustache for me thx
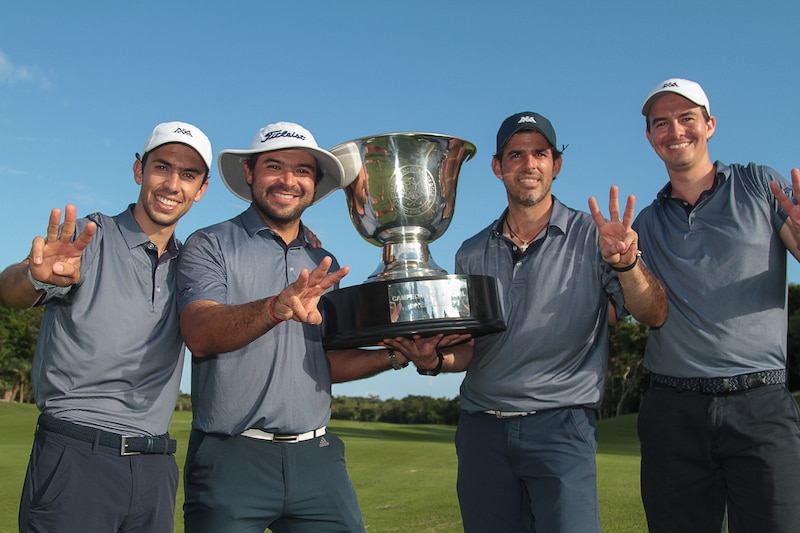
[518,169,542,178]
[266,184,302,196]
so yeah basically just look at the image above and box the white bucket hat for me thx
[141,121,213,171]
[218,122,346,205]
[641,78,711,118]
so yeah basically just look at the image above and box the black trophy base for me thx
[321,274,505,350]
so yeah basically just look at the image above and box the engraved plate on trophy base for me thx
[321,274,505,350]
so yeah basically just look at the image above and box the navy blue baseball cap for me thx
[496,112,557,153]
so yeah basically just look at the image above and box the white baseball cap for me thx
[218,122,347,205]
[141,121,213,171]
[641,78,711,118]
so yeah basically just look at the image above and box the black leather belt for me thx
[650,369,785,394]
[38,414,177,455]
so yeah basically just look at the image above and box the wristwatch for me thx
[387,349,408,371]
[417,349,444,376]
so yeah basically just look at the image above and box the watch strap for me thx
[417,349,444,376]
[387,349,408,370]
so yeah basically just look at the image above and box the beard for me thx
[251,185,313,224]
[514,190,549,207]
[507,174,552,208]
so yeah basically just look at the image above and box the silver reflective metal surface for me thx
[388,278,471,324]
[331,133,476,281]
[322,132,504,350]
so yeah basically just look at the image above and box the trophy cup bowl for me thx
[321,132,506,350]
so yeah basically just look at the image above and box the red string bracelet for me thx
[269,296,283,323]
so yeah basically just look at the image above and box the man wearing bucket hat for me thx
[385,111,667,532]
[176,121,410,532]
[0,121,211,532]
[620,78,800,532]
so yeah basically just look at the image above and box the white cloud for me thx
[0,165,26,176]
[0,50,49,87]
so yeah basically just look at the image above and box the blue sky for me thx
[2,1,799,399]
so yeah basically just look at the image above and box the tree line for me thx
[0,306,42,403]
[3,286,800,422]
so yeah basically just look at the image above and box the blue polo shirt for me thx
[176,205,340,435]
[455,198,625,412]
[633,162,792,378]
[33,206,184,436]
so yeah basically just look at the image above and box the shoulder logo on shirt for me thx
[517,115,537,124]
[319,436,330,448]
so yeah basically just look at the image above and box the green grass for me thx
[0,403,646,532]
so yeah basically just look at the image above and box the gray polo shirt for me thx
[33,206,184,436]
[176,205,339,435]
[633,162,791,378]
[455,198,625,412]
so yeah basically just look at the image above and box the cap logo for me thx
[662,81,679,88]
[517,115,537,124]
[261,129,306,143]
[173,127,194,137]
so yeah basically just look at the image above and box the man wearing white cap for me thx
[0,121,212,532]
[629,78,800,531]
[176,121,409,532]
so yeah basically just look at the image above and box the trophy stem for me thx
[367,226,446,281]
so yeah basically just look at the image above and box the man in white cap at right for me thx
[629,78,800,532]
[176,121,412,532]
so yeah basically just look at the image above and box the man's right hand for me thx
[29,205,96,287]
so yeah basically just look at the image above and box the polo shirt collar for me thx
[714,161,732,181]
[117,204,180,257]
[493,196,569,239]
[240,204,310,246]
[656,161,730,201]
[548,197,569,235]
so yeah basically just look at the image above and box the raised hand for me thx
[29,205,96,287]
[270,256,349,325]
[588,186,639,269]
[770,168,800,250]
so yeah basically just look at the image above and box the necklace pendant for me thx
[519,242,529,252]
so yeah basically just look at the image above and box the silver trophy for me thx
[321,132,505,349]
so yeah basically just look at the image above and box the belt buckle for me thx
[746,374,767,389]
[272,434,299,443]
[120,436,141,456]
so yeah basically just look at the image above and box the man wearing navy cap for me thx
[626,78,800,532]
[1,121,211,532]
[386,111,667,532]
